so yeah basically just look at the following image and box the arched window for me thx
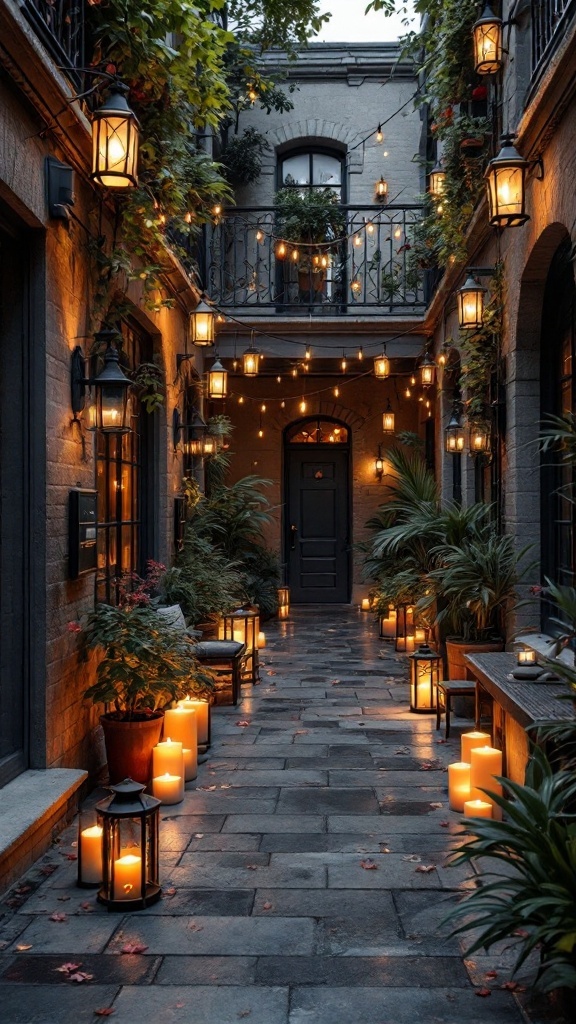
[286,418,349,445]
[279,148,345,201]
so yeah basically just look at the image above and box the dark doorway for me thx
[284,418,350,603]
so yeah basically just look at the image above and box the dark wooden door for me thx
[286,448,350,602]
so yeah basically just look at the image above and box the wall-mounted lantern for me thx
[469,423,491,455]
[419,352,436,387]
[375,177,388,202]
[190,298,216,347]
[72,331,133,434]
[457,274,487,330]
[472,4,504,75]
[445,406,465,453]
[428,162,446,199]
[485,134,530,228]
[90,85,139,190]
[375,444,385,480]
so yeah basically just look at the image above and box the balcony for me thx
[531,0,575,79]
[205,205,426,318]
[22,0,86,88]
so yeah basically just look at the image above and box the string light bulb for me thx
[291,366,298,378]
[277,375,282,383]
[354,234,362,247]
[256,229,263,242]
[358,346,364,361]
[258,428,264,438]
[261,404,266,413]
[213,204,222,216]
[291,248,299,262]
[281,400,285,408]
[334,386,340,397]
[341,355,348,373]
[376,124,383,143]
[299,398,307,414]
[305,346,311,361]
[394,226,402,240]
[277,242,286,258]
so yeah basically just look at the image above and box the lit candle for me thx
[177,697,210,748]
[233,628,245,644]
[79,824,103,884]
[153,737,184,779]
[361,598,371,611]
[113,853,142,901]
[448,761,471,812]
[464,799,493,819]
[470,746,502,820]
[380,608,396,638]
[163,708,197,755]
[414,627,426,644]
[405,633,416,653]
[182,747,197,782]
[517,648,536,666]
[257,631,266,648]
[152,771,184,805]
[461,730,492,764]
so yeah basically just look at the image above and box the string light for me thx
[281,400,285,408]
[367,222,375,235]
[258,428,264,438]
[238,396,244,404]
[213,204,222,216]
[354,234,362,247]
[299,398,307,414]
[184,211,192,224]
[341,354,348,373]
[291,248,299,262]
[351,279,361,294]
[334,386,340,397]
[410,374,416,386]
[261,403,266,413]
[394,226,402,239]
[405,385,411,398]
[277,375,282,383]
[291,366,298,378]
[277,242,286,258]
[256,229,263,242]
[305,346,311,361]
[376,124,383,143]
[358,346,363,361]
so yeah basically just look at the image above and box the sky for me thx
[316,1,416,43]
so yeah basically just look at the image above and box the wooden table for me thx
[465,652,573,783]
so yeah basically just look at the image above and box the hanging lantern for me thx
[428,162,446,199]
[485,134,529,228]
[382,400,395,435]
[469,423,491,454]
[207,357,228,399]
[190,298,215,347]
[90,85,139,190]
[419,352,436,387]
[374,445,384,480]
[375,177,388,202]
[85,333,132,434]
[379,604,397,640]
[445,408,465,453]
[374,353,390,378]
[473,3,503,75]
[219,606,260,684]
[243,344,261,377]
[95,778,161,910]
[457,275,487,330]
[409,644,441,713]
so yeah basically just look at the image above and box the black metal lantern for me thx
[473,3,503,75]
[395,603,415,653]
[374,445,385,480]
[85,334,132,434]
[375,177,388,202]
[420,352,436,387]
[190,298,215,347]
[428,162,446,199]
[485,134,529,228]
[382,400,395,435]
[96,778,160,911]
[374,352,390,379]
[243,344,261,377]
[469,422,491,454]
[277,586,290,620]
[445,407,465,453]
[220,605,260,683]
[409,644,441,713]
[91,85,139,190]
[183,411,207,457]
[207,357,228,399]
[457,274,487,329]
[516,646,537,667]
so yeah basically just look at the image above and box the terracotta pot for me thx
[100,711,164,787]
[445,638,504,681]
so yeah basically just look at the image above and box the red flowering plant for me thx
[73,561,213,719]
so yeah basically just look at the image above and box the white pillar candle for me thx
[361,598,371,611]
[152,771,184,805]
[257,631,266,648]
[153,737,183,779]
[163,708,197,753]
[405,634,416,653]
[414,627,426,644]
[233,628,245,644]
[177,698,210,747]
[113,853,142,901]
[461,730,492,764]
[183,747,197,782]
[79,824,103,884]
[448,761,471,812]
[470,745,502,820]
[464,799,493,819]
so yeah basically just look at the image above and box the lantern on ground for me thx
[85,332,132,434]
[220,606,260,683]
[409,644,441,713]
[445,407,465,453]
[429,162,446,199]
[243,344,261,377]
[375,177,388,202]
[207,357,228,399]
[485,135,529,228]
[419,352,436,387]
[190,298,215,347]
[90,85,139,190]
[383,400,395,435]
[374,353,390,379]
[379,604,397,640]
[473,4,503,75]
[517,647,537,666]
[277,586,290,620]
[96,778,160,910]
[395,604,415,653]
[469,423,491,454]
[457,274,487,330]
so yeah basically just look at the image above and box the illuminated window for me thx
[286,419,349,444]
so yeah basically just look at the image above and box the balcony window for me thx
[280,150,344,200]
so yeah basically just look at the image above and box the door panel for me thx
[286,447,349,603]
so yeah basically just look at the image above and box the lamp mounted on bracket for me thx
[172,408,208,456]
[90,84,140,190]
[419,351,436,388]
[190,297,216,347]
[374,444,385,480]
[71,330,133,434]
[445,402,465,453]
[485,134,543,228]
[456,269,493,330]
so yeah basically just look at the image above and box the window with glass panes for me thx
[95,321,151,603]
[279,150,344,199]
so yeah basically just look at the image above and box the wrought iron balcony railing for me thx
[22,0,86,88]
[531,0,574,78]
[205,205,426,316]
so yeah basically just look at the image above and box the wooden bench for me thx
[464,651,573,783]
[435,679,476,738]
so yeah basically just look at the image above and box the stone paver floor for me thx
[0,607,566,1023]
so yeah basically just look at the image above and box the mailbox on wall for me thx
[69,489,98,579]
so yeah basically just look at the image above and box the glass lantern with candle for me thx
[277,586,290,620]
[516,647,537,667]
[220,605,260,683]
[408,644,441,713]
[395,603,415,652]
[96,778,160,910]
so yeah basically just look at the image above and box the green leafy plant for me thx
[447,745,576,993]
[240,543,282,618]
[275,187,346,249]
[159,532,245,625]
[221,127,271,186]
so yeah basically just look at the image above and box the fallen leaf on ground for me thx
[475,988,491,997]
[94,1009,115,1016]
[49,912,68,922]
[403,854,421,863]
[39,865,57,876]
[194,834,204,839]
[419,763,433,771]
[187,922,203,932]
[436,738,447,744]
[163,887,177,897]
[65,853,78,861]
[513,928,529,938]
[262,902,273,910]
[15,944,32,952]
[267,671,276,676]
[69,971,94,983]
[55,963,80,973]
[502,981,519,991]
[245,864,258,870]
[360,859,378,870]
[379,845,390,853]
[415,865,435,873]
[294,730,308,735]
[439,821,450,828]
[484,970,498,979]
[235,721,251,727]
[57,895,71,901]
[220,784,231,789]
[121,942,148,954]
[429,802,443,809]
[80,901,95,912]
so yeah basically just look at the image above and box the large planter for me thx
[100,711,164,787]
[445,638,504,718]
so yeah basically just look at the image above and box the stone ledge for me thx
[0,769,87,893]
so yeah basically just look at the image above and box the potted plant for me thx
[77,567,214,784]
[275,186,345,300]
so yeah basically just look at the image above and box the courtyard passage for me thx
[0,608,538,1023]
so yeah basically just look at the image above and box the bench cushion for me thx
[193,641,245,658]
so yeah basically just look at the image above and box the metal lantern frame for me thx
[382,400,395,435]
[457,274,487,330]
[207,357,228,399]
[445,407,465,453]
[277,586,290,620]
[243,344,261,377]
[472,3,504,75]
[374,352,390,379]
[428,162,446,199]
[409,644,441,713]
[220,605,260,683]
[96,778,161,911]
[395,603,415,653]
[375,444,385,480]
[90,85,139,190]
[190,298,216,347]
[419,352,436,387]
[375,177,388,202]
[485,134,530,228]
[77,332,133,435]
